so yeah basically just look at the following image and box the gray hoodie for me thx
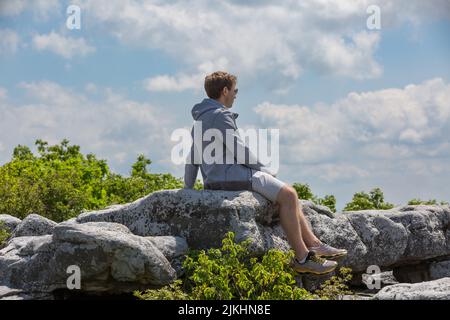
[184,98,272,190]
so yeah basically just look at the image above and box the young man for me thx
[184,71,347,274]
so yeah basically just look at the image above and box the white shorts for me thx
[250,169,286,203]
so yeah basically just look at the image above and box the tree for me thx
[0,139,185,222]
[344,187,394,211]
[292,183,336,213]
[131,154,152,178]
[408,198,449,206]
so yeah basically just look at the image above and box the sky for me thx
[0,0,449,211]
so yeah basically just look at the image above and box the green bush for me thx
[135,232,316,300]
[135,232,354,300]
[292,183,336,213]
[408,198,449,206]
[344,187,394,211]
[0,139,187,222]
[0,222,10,247]
[314,267,353,300]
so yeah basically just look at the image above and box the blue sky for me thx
[1,0,449,210]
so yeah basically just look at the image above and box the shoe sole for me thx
[317,252,348,259]
[291,263,337,275]
[294,267,337,275]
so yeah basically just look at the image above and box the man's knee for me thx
[276,185,298,204]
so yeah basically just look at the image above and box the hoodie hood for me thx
[191,98,239,120]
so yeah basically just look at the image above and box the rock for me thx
[310,205,450,272]
[0,285,23,300]
[0,285,54,300]
[393,263,434,283]
[146,236,188,261]
[0,222,177,297]
[392,257,450,283]
[429,260,450,280]
[0,214,22,233]
[2,189,449,299]
[361,271,399,289]
[297,272,335,292]
[13,214,57,237]
[77,189,279,256]
[76,190,450,274]
[301,200,335,218]
[374,277,450,300]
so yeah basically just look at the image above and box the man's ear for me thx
[222,86,228,96]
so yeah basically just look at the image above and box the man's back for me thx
[184,98,255,190]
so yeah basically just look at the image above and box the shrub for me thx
[135,232,315,300]
[408,198,449,206]
[292,183,336,213]
[344,187,394,211]
[135,232,354,300]
[0,139,187,222]
[0,222,10,247]
[314,267,353,300]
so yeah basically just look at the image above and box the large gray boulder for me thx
[374,277,450,300]
[2,189,449,299]
[0,214,22,233]
[392,258,450,283]
[13,214,57,237]
[76,189,450,273]
[0,222,177,297]
[146,236,188,261]
[430,260,450,280]
[76,189,281,255]
[298,204,450,273]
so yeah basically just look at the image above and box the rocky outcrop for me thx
[1,189,449,299]
[0,214,21,233]
[0,222,180,298]
[13,214,57,237]
[309,206,450,273]
[76,189,450,273]
[374,277,450,300]
[76,189,282,256]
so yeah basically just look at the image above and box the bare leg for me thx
[276,185,309,260]
[296,203,322,248]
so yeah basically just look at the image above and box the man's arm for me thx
[184,142,199,189]
[213,111,275,175]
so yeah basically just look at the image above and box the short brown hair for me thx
[204,71,237,99]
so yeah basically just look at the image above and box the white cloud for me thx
[0,29,20,54]
[336,78,450,143]
[77,0,450,92]
[0,87,7,100]
[144,73,202,92]
[0,0,60,19]
[143,58,229,92]
[79,0,383,87]
[254,78,450,182]
[0,1,26,16]
[32,32,95,59]
[0,81,178,175]
[84,83,97,93]
[305,163,370,183]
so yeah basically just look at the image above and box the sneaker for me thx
[308,243,348,259]
[291,251,337,275]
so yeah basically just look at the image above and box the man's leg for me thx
[276,185,309,260]
[296,203,322,248]
[295,197,348,258]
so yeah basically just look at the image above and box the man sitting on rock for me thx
[184,71,347,274]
